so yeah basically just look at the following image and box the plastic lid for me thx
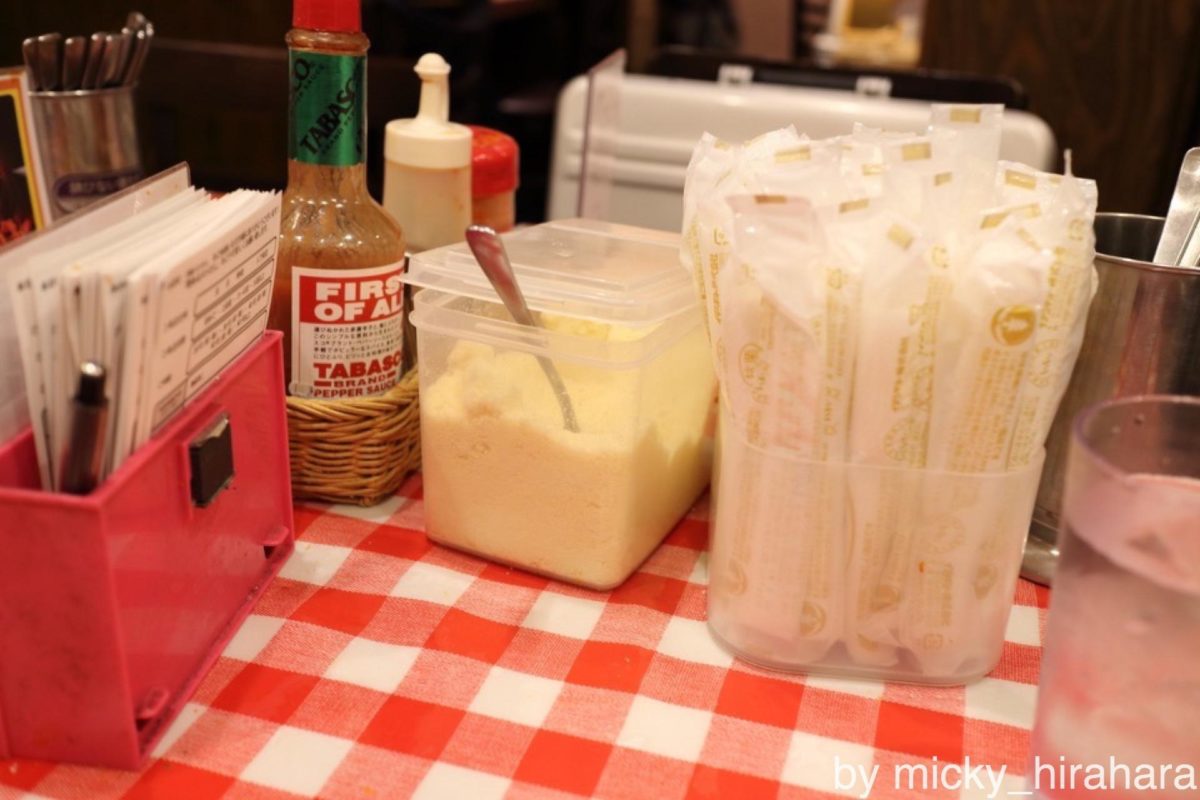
[293,0,361,32]
[469,126,519,198]
[385,53,472,169]
[405,218,695,325]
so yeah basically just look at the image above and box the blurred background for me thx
[2,0,1199,222]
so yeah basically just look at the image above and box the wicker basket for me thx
[286,369,421,506]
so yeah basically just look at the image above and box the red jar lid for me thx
[293,0,361,33]
[469,126,519,198]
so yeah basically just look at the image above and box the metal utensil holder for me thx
[1022,213,1200,584]
[30,86,142,221]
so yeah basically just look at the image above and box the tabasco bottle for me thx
[269,0,407,399]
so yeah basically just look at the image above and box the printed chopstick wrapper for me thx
[929,103,1004,222]
[681,128,811,383]
[844,218,944,666]
[900,167,1094,676]
[996,162,1099,471]
[707,195,854,664]
[683,105,1098,682]
[903,210,1054,675]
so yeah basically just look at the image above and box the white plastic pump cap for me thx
[385,52,472,170]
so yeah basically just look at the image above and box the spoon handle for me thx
[465,225,580,433]
[22,38,39,90]
[1154,147,1200,266]
[465,225,537,327]
[62,36,87,91]
[81,32,107,90]
[35,33,63,92]
[535,356,579,433]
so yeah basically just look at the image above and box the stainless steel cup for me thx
[30,87,142,221]
[1022,213,1200,584]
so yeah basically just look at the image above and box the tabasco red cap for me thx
[293,0,361,33]
[468,126,519,198]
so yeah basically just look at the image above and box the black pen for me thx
[59,361,108,495]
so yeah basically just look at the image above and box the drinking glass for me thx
[1030,395,1200,799]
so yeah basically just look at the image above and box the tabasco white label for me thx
[289,262,405,399]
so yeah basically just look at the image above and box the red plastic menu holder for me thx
[0,332,294,769]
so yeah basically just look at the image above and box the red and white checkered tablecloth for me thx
[1,475,1049,800]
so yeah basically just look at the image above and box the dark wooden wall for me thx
[921,0,1200,215]
[0,1,287,64]
[1,1,596,219]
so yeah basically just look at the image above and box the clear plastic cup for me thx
[707,405,1045,684]
[1030,396,1200,799]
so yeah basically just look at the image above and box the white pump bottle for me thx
[383,53,472,253]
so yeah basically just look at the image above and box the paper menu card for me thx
[113,191,280,469]
[0,164,190,470]
[43,190,212,479]
[1,165,282,490]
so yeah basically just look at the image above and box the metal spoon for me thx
[1154,148,1200,266]
[61,36,87,90]
[122,25,153,86]
[465,225,580,433]
[81,32,107,89]
[21,37,39,89]
[101,31,131,88]
[35,33,63,92]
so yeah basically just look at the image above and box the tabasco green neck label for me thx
[288,51,365,167]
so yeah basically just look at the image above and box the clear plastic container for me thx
[708,405,1044,684]
[407,219,716,590]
